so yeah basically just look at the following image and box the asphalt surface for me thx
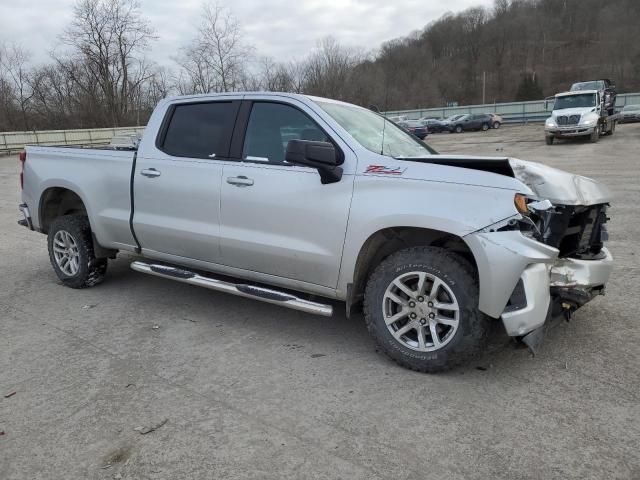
[1,124,639,480]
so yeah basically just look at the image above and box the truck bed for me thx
[22,144,137,250]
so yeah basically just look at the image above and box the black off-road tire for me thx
[47,215,107,289]
[363,247,491,373]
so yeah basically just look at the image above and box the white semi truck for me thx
[544,89,621,145]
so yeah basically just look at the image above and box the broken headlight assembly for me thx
[500,194,556,241]
[511,194,609,259]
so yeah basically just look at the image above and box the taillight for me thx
[19,151,26,189]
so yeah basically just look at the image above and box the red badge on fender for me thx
[364,165,406,175]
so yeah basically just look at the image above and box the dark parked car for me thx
[421,118,448,133]
[570,79,617,115]
[620,104,640,123]
[448,114,492,133]
[397,120,428,139]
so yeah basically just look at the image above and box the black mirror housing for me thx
[285,140,343,184]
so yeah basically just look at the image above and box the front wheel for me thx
[454,125,463,133]
[48,215,107,288]
[590,127,600,143]
[363,247,491,372]
[493,121,501,129]
[545,135,555,145]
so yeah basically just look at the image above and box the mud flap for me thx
[521,325,545,355]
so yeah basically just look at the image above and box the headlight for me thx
[580,114,599,127]
[514,194,554,216]
[545,117,556,128]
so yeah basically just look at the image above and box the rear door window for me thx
[160,101,239,159]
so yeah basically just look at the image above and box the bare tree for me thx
[303,37,362,100]
[56,0,155,126]
[175,2,252,94]
[0,43,34,130]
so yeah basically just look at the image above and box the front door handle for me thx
[141,168,161,178]
[226,176,254,187]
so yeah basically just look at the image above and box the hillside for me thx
[338,0,640,110]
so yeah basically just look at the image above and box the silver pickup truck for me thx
[18,92,613,372]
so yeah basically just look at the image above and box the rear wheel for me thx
[481,123,489,131]
[363,247,491,373]
[604,121,616,136]
[47,215,107,288]
[493,121,501,129]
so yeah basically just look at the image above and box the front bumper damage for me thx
[465,230,613,351]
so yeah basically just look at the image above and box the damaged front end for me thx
[464,158,613,353]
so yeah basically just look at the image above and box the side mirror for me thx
[285,140,343,184]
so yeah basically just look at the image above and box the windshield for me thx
[315,101,437,157]
[554,94,597,110]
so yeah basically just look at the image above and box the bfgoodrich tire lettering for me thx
[364,246,490,372]
[47,215,107,289]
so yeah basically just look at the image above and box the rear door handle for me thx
[226,176,254,187]
[141,168,161,178]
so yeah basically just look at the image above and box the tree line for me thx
[1,0,639,132]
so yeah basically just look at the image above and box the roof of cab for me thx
[160,91,364,110]
[555,89,599,97]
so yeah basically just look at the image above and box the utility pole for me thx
[482,71,486,105]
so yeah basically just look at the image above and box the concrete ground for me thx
[1,124,639,480]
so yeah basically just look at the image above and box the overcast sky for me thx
[0,0,494,66]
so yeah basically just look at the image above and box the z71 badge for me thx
[364,165,407,175]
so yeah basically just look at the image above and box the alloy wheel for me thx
[52,230,80,276]
[382,271,460,352]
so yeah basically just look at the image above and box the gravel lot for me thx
[1,124,639,480]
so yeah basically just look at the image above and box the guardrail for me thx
[384,92,640,123]
[0,126,146,155]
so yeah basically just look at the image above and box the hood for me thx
[551,107,596,119]
[394,155,611,206]
[509,158,611,206]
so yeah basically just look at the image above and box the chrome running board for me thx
[130,261,333,317]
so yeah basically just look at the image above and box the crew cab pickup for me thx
[18,92,613,372]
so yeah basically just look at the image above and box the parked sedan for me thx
[448,114,492,133]
[397,120,428,139]
[620,104,640,123]
[421,118,449,133]
[489,113,503,129]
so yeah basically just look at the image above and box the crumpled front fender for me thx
[464,231,559,318]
